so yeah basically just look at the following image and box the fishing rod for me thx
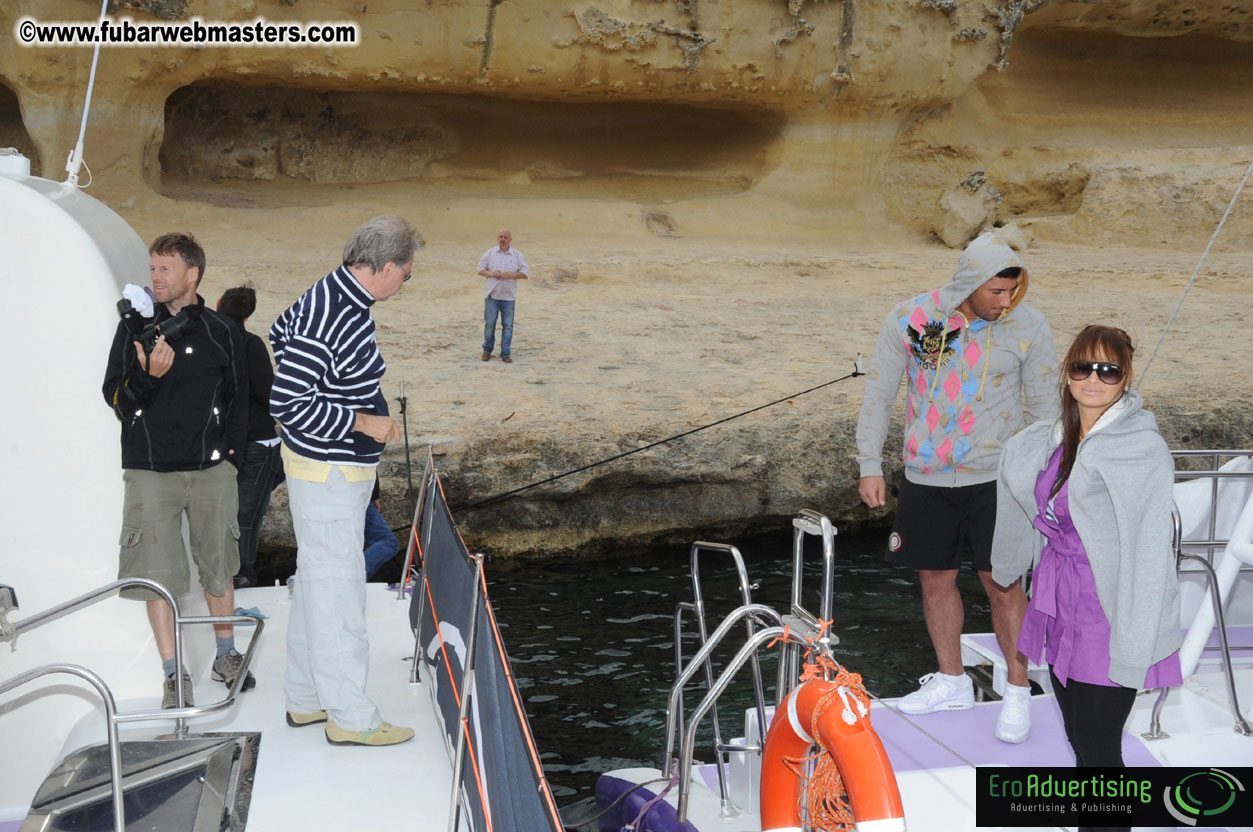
[396,381,416,526]
[451,357,865,514]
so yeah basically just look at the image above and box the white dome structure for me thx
[0,162,182,819]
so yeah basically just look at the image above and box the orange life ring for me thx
[760,678,905,832]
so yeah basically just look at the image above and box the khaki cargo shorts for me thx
[117,464,240,600]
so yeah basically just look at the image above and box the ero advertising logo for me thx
[1164,768,1245,827]
[975,766,1249,827]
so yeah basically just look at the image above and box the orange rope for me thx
[459,716,495,832]
[479,566,565,826]
[780,615,871,832]
[765,625,791,650]
[795,666,872,831]
[422,575,462,708]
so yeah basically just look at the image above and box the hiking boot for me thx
[325,719,415,747]
[211,649,257,692]
[162,672,194,709]
[995,683,1032,743]
[481,351,491,361]
[501,354,513,364]
[286,709,329,728]
[896,672,974,715]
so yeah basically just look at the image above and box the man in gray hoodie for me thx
[855,231,1058,742]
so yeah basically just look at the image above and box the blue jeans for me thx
[363,502,399,579]
[483,297,515,356]
[235,441,284,585]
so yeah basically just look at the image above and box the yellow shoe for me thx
[325,719,414,746]
[286,709,328,728]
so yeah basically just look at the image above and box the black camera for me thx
[117,299,198,351]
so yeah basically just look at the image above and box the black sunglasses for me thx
[1067,361,1124,384]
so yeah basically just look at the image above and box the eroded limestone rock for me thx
[932,170,1003,248]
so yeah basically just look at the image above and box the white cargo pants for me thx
[284,466,380,731]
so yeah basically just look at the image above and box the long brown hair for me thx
[1051,325,1135,498]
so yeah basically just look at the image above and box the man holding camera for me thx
[103,232,252,709]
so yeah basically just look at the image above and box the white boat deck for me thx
[3,584,452,832]
[606,643,1253,832]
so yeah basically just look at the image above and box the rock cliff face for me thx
[6,0,1248,244]
[3,0,1250,556]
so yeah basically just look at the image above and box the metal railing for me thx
[1144,501,1253,740]
[782,510,839,685]
[664,603,787,817]
[409,447,437,684]
[397,444,435,602]
[0,578,264,832]
[674,625,822,822]
[663,509,840,819]
[672,542,769,814]
[1170,449,1253,573]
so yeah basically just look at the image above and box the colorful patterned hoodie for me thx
[856,232,1059,486]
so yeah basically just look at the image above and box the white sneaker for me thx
[996,683,1032,743]
[897,672,975,714]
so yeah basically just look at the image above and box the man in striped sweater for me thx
[269,215,423,747]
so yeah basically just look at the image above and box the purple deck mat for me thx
[693,693,1157,790]
[872,695,1161,772]
[968,625,1253,660]
[693,693,1159,788]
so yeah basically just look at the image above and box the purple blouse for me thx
[1017,446,1182,689]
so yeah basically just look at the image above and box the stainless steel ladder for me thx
[0,578,263,832]
[666,509,841,819]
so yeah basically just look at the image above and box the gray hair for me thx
[342,215,424,271]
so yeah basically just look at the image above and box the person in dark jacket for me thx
[102,232,253,709]
[218,285,285,589]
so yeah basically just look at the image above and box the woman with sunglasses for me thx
[990,325,1181,783]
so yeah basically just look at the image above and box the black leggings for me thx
[1049,668,1138,767]
[1050,668,1138,832]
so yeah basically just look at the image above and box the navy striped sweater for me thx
[269,265,389,465]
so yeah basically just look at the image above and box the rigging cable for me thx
[64,0,110,189]
[451,363,863,515]
[1136,155,1253,389]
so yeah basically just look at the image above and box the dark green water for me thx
[483,526,995,803]
[258,524,995,805]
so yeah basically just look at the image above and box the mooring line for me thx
[450,366,863,514]
[1137,155,1253,389]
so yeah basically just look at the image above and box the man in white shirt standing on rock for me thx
[478,228,528,364]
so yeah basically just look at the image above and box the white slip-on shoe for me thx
[995,683,1032,743]
[896,671,975,715]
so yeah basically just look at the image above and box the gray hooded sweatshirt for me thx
[856,232,1059,487]
[991,391,1182,689]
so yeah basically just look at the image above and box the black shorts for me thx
[885,478,996,572]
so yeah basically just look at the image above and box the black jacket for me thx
[223,315,280,443]
[102,295,248,472]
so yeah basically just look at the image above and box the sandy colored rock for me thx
[1,0,1249,556]
[995,222,1031,251]
[932,170,1003,248]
